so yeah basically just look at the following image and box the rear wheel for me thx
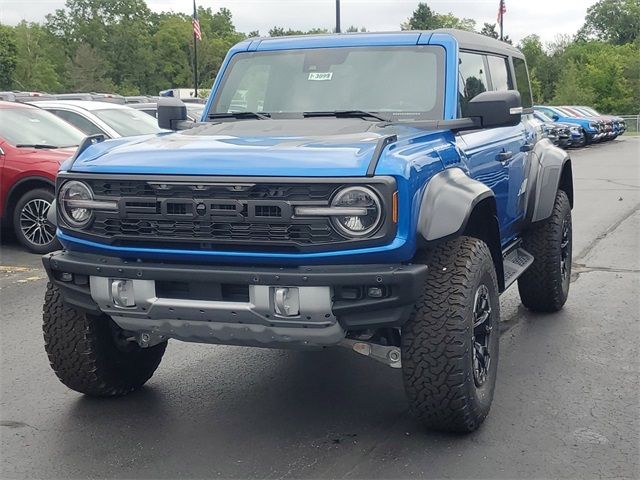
[43,283,167,396]
[518,190,572,312]
[12,188,60,254]
[401,237,500,433]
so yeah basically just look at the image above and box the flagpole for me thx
[499,0,504,41]
[193,0,198,98]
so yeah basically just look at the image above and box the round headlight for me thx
[330,186,382,238]
[59,180,94,228]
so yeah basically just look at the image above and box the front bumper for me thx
[43,250,428,348]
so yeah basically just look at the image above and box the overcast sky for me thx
[1,0,596,45]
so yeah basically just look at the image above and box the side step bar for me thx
[503,246,534,289]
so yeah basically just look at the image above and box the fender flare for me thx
[526,142,573,224]
[417,168,495,242]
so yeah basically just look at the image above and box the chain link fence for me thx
[618,115,640,135]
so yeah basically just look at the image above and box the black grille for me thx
[61,177,395,253]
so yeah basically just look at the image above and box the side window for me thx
[512,57,533,108]
[458,52,488,117]
[486,55,511,91]
[53,109,104,136]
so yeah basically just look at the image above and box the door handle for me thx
[495,151,513,162]
[520,143,534,152]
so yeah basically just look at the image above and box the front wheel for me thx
[12,188,60,254]
[401,237,500,433]
[43,284,167,396]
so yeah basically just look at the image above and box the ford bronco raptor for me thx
[42,29,573,432]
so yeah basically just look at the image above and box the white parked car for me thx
[29,100,163,138]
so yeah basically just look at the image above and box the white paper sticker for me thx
[308,72,333,81]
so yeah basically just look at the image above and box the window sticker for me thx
[308,72,333,81]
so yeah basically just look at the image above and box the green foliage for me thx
[578,0,640,45]
[0,24,17,89]
[268,27,330,37]
[12,21,64,91]
[402,3,475,31]
[480,23,512,44]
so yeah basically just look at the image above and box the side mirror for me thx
[467,90,523,129]
[157,97,188,130]
[552,114,559,121]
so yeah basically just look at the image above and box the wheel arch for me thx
[416,168,505,292]
[5,176,55,218]
[526,145,573,224]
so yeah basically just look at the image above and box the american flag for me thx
[192,1,202,41]
[497,0,506,23]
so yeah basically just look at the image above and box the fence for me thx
[618,115,640,135]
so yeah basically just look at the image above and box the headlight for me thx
[589,122,597,130]
[59,181,94,227]
[330,186,382,237]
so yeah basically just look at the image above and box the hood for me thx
[16,146,76,164]
[69,118,432,177]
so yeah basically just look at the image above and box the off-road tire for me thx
[518,190,572,312]
[12,188,60,254]
[402,236,500,433]
[43,283,167,396]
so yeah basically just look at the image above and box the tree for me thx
[480,23,512,44]
[578,0,640,45]
[402,3,475,31]
[12,22,63,91]
[67,44,114,91]
[0,25,17,89]
[402,3,439,30]
[268,27,329,36]
[551,60,595,106]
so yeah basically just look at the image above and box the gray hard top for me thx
[434,29,524,58]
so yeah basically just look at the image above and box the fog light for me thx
[338,286,361,300]
[111,279,135,308]
[367,286,384,298]
[59,272,73,282]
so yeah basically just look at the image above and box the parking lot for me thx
[1,137,638,479]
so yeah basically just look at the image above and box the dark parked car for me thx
[533,111,573,148]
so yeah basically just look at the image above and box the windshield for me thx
[0,107,84,147]
[211,46,445,120]
[535,111,554,123]
[92,108,162,136]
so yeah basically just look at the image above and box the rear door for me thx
[457,51,528,242]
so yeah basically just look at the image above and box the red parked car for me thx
[0,101,84,253]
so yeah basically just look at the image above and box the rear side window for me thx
[458,52,488,117]
[487,55,511,91]
[512,57,533,108]
[52,109,104,136]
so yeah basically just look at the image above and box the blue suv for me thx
[42,29,573,432]
[534,105,604,145]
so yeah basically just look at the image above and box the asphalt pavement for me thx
[1,137,639,479]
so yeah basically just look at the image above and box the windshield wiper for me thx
[208,112,271,120]
[303,110,390,122]
[15,144,60,149]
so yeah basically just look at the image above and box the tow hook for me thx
[340,338,402,368]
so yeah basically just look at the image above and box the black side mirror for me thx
[467,90,523,129]
[157,97,189,130]
[552,114,559,121]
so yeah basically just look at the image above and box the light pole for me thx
[335,0,341,33]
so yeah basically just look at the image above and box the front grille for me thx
[65,177,395,253]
